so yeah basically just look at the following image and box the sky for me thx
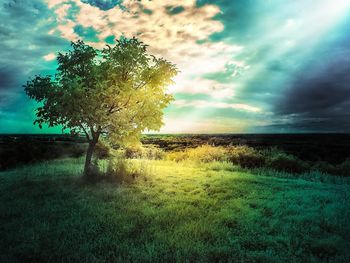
[1,0,350,133]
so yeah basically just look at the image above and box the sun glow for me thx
[322,0,350,18]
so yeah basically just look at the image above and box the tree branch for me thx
[80,124,91,141]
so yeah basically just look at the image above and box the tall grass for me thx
[166,145,349,177]
[167,144,227,163]
[124,145,165,160]
[1,158,349,262]
[103,158,152,183]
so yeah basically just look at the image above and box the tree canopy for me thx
[24,37,178,176]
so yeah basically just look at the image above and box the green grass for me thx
[1,158,350,262]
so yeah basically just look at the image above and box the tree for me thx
[24,37,178,177]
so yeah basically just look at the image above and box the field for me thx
[1,135,350,262]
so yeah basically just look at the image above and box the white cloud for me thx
[43,53,56,61]
[173,99,262,113]
[55,3,71,21]
[159,116,252,134]
[45,0,246,99]
[57,20,79,41]
[169,77,235,99]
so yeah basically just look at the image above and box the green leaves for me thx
[24,75,54,102]
[24,37,178,146]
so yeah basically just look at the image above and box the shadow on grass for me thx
[0,169,157,261]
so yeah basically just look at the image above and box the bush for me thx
[144,146,165,160]
[188,145,227,162]
[105,158,129,183]
[85,162,102,179]
[167,145,227,163]
[266,150,309,173]
[124,145,164,160]
[312,161,337,175]
[124,145,145,159]
[335,159,350,176]
[227,146,265,168]
[166,145,344,176]
[166,150,189,162]
[94,139,111,159]
[69,144,87,158]
[105,158,148,183]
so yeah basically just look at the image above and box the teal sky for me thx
[1,0,350,133]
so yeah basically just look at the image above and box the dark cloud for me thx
[80,0,123,10]
[250,109,350,133]
[33,35,68,47]
[0,66,17,90]
[0,64,27,112]
[0,0,60,66]
[274,17,350,131]
[278,68,350,115]
[200,0,350,132]
[0,0,70,131]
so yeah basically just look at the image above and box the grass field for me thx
[1,158,350,262]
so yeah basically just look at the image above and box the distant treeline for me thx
[0,135,87,170]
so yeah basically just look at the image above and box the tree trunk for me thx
[83,140,97,178]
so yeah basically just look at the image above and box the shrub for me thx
[266,150,309,173]
[143,146,165,160]
[187,145,227,162]
[105,158,129,183]
[227,146,265,168]
[166,150,189,162]
[105,158,148,183]
[124,145,164,160]
[312,161,337,175]
[124,145,145,159]
[335,159,350,176]
[69,143,87,158]
[94,139,111,159]
[85,162,101,179]
[166,145,329,175]
[167,145,227,163]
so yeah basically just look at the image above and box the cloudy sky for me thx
[1,0,350,133]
